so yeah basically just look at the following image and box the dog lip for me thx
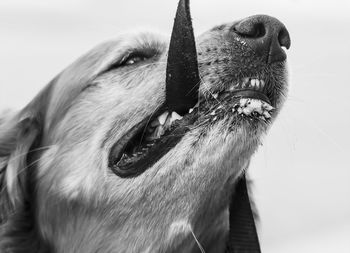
[217,77,275,106]
[108,118,149,169]
[231,89,271,104]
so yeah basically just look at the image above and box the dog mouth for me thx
[108,76,276,177]
[108,106,197,177]
[206,76,275,119]
[108,0,283,177]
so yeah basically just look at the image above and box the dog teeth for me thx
[171,111,182,120]
[170,111,183,124]
[148,110,185,141]
[262,102,274,111]
[226,78,266,92]
[255,79,260,89]
[158,111,169,125]
[263,111,271,118]
[249,79,262,89]
[155,125,165,138]
[250,79,256,87]
[189,108,194,113]
[243,77,250,85]
[260,80,265,88]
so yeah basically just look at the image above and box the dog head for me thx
[0,4,290,253]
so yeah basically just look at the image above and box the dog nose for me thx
[232,15,291,63]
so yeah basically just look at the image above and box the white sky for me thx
[1,0,349,252]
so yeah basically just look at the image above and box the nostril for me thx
[233,22,266,39]
[252,23,266,38]
[278,28,291,50]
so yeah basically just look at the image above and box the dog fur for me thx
[0,21,288,253]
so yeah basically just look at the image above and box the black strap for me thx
[166,1,262,251]
[227,175,261,253]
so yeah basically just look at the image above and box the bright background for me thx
[1,0,349,252]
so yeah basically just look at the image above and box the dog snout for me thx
[231,14,291,64]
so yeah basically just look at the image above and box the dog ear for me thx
[0,78,57,252]
[0,77,57,223]
[0,109,41,223]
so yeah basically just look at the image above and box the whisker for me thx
[199,76,228,113]
[3,145,55,165]
[0,154,48,196]
[189,226,206,253]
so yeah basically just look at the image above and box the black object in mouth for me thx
[165,0,200,115]
[109,0,201,178]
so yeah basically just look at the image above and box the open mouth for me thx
[107,0,282,178]
[108,106,197,177]
[108,76,276,177]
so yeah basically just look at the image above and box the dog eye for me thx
[121,53,148,66]
[124,56,146,66]
[104,51,155,73]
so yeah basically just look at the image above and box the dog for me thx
[0,2,290,252]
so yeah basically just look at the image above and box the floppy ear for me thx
[0,77,57,224]
[0,78,60,252]
[0,103,52,253]
[0,110,41,223]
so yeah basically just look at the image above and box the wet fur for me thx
[0,24,287,253]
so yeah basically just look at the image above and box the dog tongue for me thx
[165,0,200,116]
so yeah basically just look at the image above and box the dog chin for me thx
[189,115,264,169]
